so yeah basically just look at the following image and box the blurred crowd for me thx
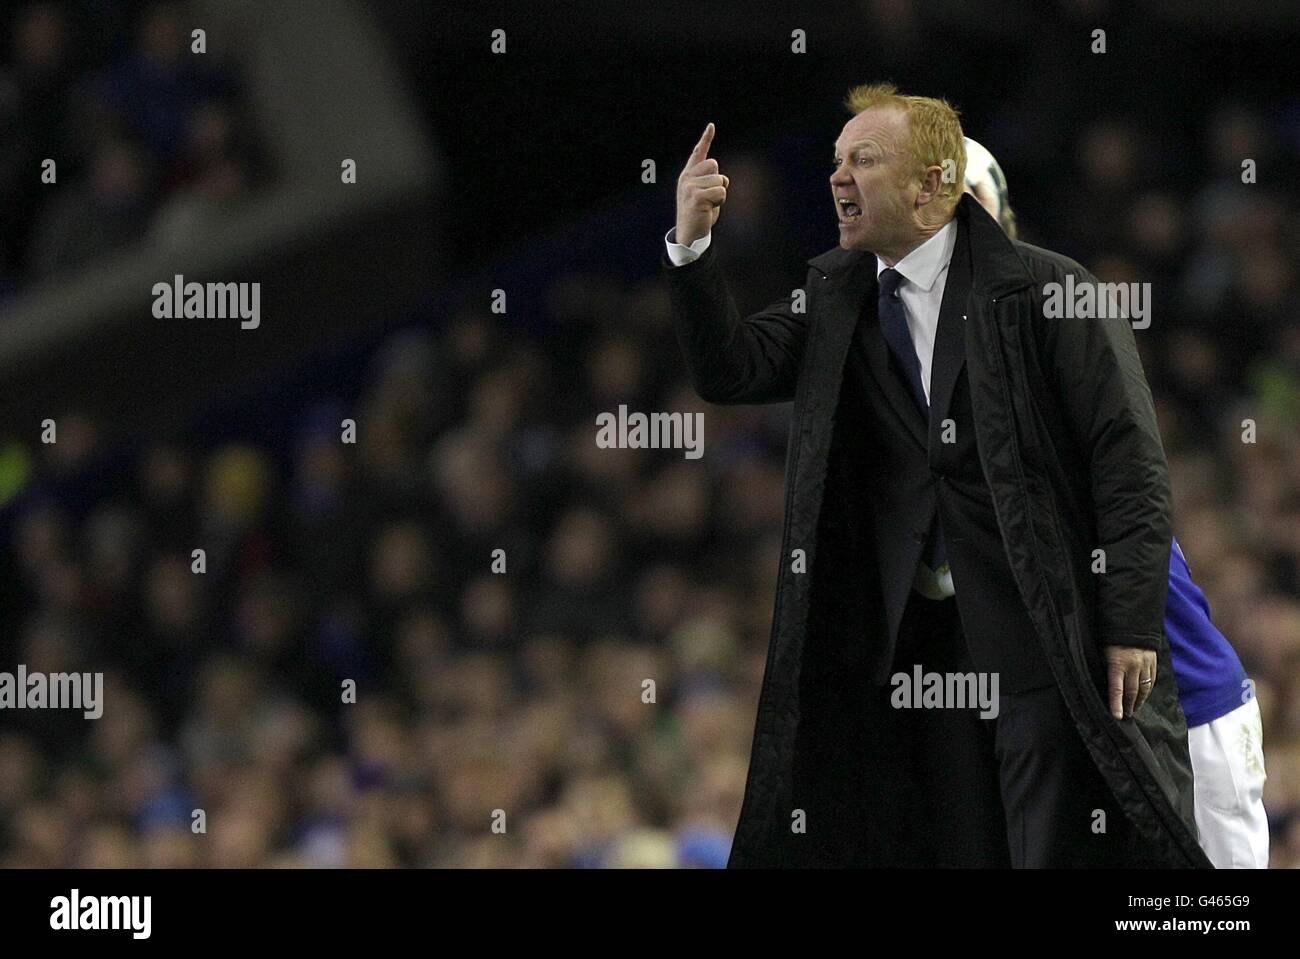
[0,3,1298,870]
[0,1,258,303]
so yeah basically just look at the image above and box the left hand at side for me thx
[1104,645,1158,720]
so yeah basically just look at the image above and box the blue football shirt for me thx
[1165,537,1249,727]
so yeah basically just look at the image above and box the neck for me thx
[877,233,927,267]
[877,214,952,266]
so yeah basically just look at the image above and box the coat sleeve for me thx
[1033,261,1172,651]
[661,242,810,404]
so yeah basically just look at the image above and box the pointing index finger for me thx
[689,122,715,164]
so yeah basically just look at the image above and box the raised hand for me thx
[675,122,729,246]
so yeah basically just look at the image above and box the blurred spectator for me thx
[2,1,256,284]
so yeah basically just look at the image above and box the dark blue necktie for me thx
[877,267,947,569]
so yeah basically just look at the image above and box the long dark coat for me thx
[662,194,1213,868]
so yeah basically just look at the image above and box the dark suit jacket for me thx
[833,221,1056,692]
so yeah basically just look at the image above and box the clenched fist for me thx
[675,122,729,246]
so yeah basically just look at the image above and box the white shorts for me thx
[1188,697,1269,868]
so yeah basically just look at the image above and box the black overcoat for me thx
[661,194,1213,868]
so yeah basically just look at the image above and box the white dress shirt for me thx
[879,220,958,598]
[875,218,957,407]
[664,221,959,599]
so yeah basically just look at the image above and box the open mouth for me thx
[838,197,862,221]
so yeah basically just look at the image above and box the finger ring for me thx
[1139,678,1154,686]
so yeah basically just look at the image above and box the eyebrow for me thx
[833,141,880,158]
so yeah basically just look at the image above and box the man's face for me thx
[830,106,919,253]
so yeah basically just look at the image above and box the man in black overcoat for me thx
[660,84,1212,868]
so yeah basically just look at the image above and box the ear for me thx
[917,164,947,204]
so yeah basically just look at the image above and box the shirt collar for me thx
[875,217,958,293]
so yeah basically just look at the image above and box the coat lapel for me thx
[926,214,973,457]
[856,273,929,449]
[808,252,932,451]
[803,247,884,441]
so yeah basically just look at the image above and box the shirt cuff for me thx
[665,227,711,266]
